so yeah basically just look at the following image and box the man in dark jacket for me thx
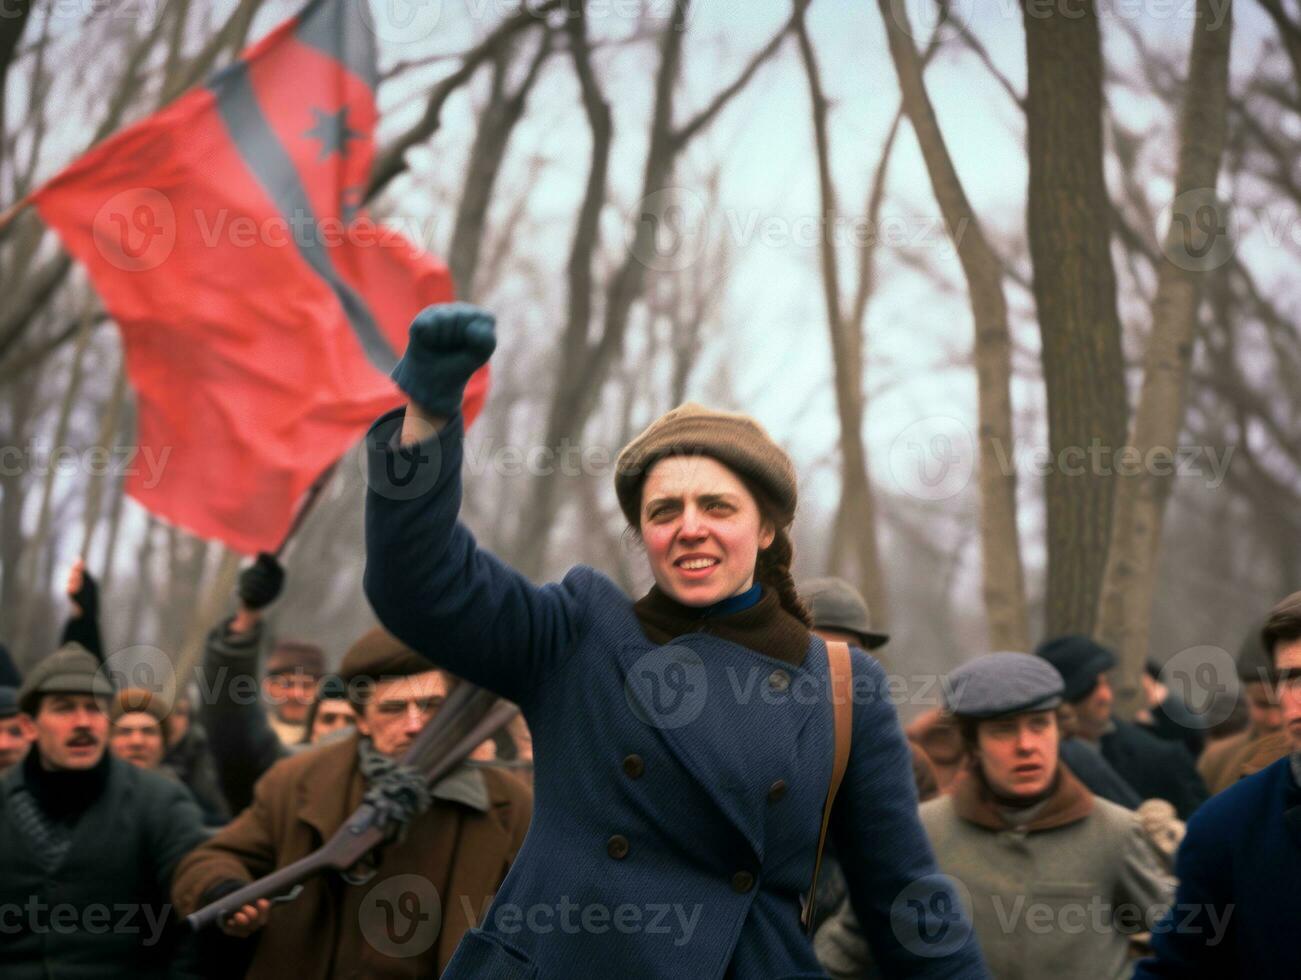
[1036,635,1207,818]
[1,645,207,978]
[199,553,353,812]
[1134,590,1301,979]
[0,644,32,773]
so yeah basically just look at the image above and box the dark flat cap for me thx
[944,652,1065,719]
[18,643,114,715]
[802,577,889,650]
[1033,635,1116,703]
[338,628,433,690]
[266,639,326,678]
[0,686,18,719]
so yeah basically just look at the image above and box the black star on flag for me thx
[303,106,361,161]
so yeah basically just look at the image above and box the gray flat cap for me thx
[802,577,889,650]
[17,643,114,715]
[943,652,1064,719]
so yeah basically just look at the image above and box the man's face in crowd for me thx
[31,694,109,770]
[355,671,448,758]
[310,700,356,743]
[975,710,1060,799]
[1071,673,1113,741]
[1244,679,1283,736]
[263,671,316,725]
[0,716,33,770]
[110,711,166,769]
[1274,639,1301,753]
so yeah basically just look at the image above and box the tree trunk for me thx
[793,0,888,628]
[1022,0,1129,636]
[880,0,1029,651]
[1096,0,1234,712]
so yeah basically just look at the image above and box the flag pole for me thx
[0,196,31,235]
[274,458,340,558]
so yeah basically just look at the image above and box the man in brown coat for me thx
[173,630,532,977]
[1198,625,1287,795]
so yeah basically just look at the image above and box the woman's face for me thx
[639,455,775,607]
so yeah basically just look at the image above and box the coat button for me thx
[767,779,787,803]
[730,870,755,893]
[622,754,645,778]
[768,670,790,692]
[607,834,630,860]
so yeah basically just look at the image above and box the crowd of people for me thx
[1,303,1298,978]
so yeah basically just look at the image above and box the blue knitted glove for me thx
[391,302,497,416]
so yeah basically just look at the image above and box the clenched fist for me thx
[391,302,497,417]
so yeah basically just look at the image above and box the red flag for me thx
[31,0,485,554]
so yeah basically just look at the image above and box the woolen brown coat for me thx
[172,732,532,978]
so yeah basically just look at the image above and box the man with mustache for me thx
[818,652,1174,980]
[1135,590,1301,979]
[0,644,207,978]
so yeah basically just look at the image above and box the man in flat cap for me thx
[818,652,1174,980]
[1036,635,1206,818]
[0,644,206,978]
[173,628,533,978]
[1135,589,1301,979]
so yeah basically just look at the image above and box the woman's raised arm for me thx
[363,304,590,706]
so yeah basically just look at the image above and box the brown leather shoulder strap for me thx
[801,639,853,934]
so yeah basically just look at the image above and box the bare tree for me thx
[1095,0,1234,709]
[878,0,1029,651]
[1021,0,1129,636]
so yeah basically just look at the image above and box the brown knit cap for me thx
[338,628,436,706]
[110,687,173,739]
[614,403,798,528]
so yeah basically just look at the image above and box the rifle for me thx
[186,683,518,931]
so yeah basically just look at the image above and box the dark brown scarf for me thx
[633,584,811,667]
[951,761,1094,833]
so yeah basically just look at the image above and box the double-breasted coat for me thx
[362,411,987,979]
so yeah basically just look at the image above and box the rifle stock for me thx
[186,685,519,932]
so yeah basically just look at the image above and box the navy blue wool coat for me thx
[364,410,987,980]
[1133,755,1301,979]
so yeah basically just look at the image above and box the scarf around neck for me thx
[633,583,811,667]
[21,746,111,821]
[952,762,1094,833]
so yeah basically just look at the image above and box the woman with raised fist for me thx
[363,303,987,979]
